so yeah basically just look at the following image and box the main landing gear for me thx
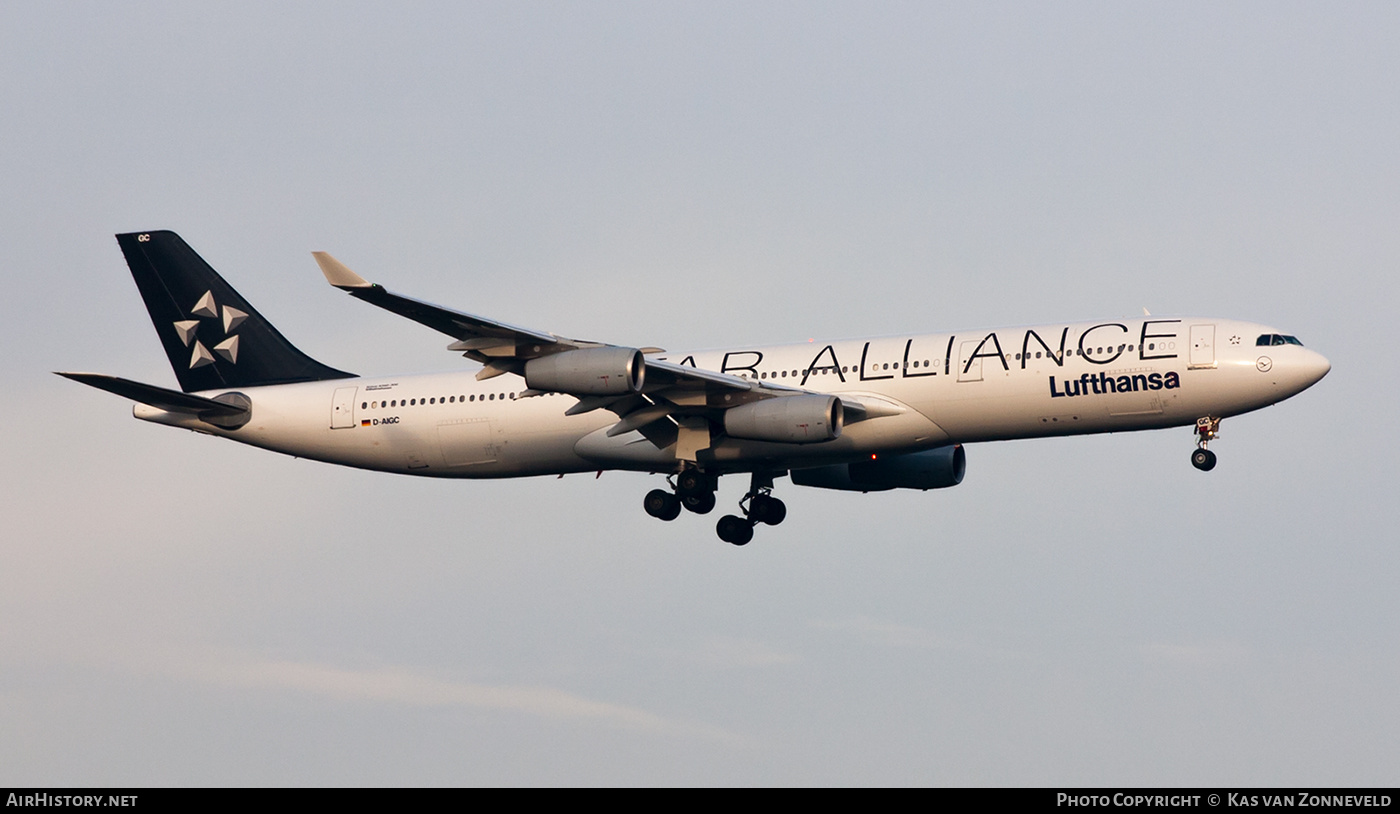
[643,467,717,522]
[715,473,788,546]
[642,468,786,546]
[1192,416,1220,471]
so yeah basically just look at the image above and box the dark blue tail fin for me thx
[117,231,354,392]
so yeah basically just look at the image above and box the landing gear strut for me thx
[1192,417,1220,471]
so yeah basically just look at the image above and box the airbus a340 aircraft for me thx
[62,231,1330,545]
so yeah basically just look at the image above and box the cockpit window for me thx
[1256,333,1305,347]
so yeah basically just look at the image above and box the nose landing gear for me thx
[1192,417,1220,471]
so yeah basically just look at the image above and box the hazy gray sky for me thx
[3,2,1396,785]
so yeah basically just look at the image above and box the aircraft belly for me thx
[574,407,951,473]
[471,426,601,477]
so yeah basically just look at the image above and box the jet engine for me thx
[524,347,645,395]
[790,444,965,491]
[723,395,843,444]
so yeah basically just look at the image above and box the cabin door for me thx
[957,340,984,382]
[330,387,358,429]
[1189,324,1216,369]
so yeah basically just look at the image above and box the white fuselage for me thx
[134,317,1331,479]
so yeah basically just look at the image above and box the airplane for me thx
[60,231,1331,545]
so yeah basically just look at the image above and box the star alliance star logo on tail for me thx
[172,290,247,369]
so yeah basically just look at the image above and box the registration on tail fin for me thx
[115,231,353,392]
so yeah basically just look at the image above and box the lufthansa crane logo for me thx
[172,290,247,369]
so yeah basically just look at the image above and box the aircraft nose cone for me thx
[1301,349,1331,387]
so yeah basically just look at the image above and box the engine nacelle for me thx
[524,347,645,395]
[790,444,965,491]
[723,395,843,444]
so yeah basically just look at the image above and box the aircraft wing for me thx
[314,252,884,445]
[314,252,751,391]
[314,252,574,357]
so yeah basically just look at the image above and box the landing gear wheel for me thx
[676,469,707,496]
[748,494,787,526]
[1191,448,1217,471]
[716,515,754,546]
[682,490,716,515]
[644,489,681,521]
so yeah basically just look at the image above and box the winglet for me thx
[313,251,372,289]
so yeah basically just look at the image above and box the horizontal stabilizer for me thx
[56,372,249,417]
